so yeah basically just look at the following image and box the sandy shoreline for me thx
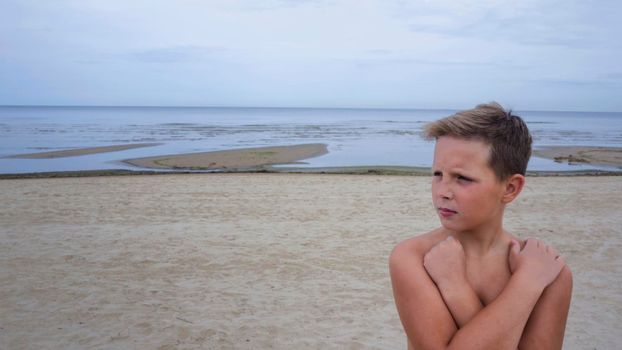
[1,174,620,349]
[2,166,621,180]
[533,146,622,169]
[5,143,622,175]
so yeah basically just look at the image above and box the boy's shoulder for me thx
[390,228,448,263]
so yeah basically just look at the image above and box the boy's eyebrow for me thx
[450,169,472,176]
[437,168,478,180]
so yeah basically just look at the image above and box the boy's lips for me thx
[438,207,457,217]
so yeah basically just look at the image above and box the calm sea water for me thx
[1,106,621,174]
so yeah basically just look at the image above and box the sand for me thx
[123,144,329,171]
[0,174,620,349]
[533,146,622,169]
[5,143,162,159]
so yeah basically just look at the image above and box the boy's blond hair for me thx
[424,102,532,180]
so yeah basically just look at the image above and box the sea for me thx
[1,106,621,174]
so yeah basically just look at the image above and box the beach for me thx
[1,174,620,349]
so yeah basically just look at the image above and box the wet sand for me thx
[123,143,329,170]
[5,143,162,159]
[0,174,620,349]
[533,146,622,169]
[4,143,622,175]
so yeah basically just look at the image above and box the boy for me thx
[389,102,572,349]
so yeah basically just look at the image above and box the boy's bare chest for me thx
[466,257,512,306]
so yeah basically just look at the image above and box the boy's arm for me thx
[390,241,458,349]
[432,266,573,350]
[423,236,483,327]
[424,238,572,348]
[390,238,565,350]
[518,265,572,349]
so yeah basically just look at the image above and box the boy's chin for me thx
[438,218,466,232]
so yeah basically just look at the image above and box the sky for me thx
[0,0,621,111]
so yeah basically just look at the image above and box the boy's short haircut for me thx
[424,102,532,180]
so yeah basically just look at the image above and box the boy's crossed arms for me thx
[390,234,572,350]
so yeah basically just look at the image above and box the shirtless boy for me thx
[389,102,572,349]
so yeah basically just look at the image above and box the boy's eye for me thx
[458,175,472,182]
[433,171,442,177]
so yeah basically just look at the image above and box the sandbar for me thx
[5,143,162,159]
[123,143,328,170]
[533,146,622,169]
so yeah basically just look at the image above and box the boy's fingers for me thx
[526,237,548,250]
[510,239,520,255]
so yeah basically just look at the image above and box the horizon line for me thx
[0,104,619,114]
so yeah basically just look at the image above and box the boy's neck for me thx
[450,220,510,256]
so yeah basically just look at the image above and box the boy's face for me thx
[431,136,507,233]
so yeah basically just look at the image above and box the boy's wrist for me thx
[512,269,547,294]
[437,277,473,299]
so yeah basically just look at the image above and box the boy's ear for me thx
[502,174,525,203]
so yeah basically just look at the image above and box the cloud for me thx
[394,0,622,49]
[362,50,502,67]
[602,72,622,80]
[530,78,622,89]
[127,46,229,63]
[226,0,326,11]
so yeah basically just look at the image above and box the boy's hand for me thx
[423,236,468,290]
[508,238,565,290]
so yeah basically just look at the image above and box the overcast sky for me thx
[1,0,620,111]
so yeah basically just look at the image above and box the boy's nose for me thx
[439,182,454,200]
[434,181,453,200]
[441,189,453,200]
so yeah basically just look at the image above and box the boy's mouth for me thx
[438,207,458,217]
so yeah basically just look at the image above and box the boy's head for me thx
[424,102,532,181]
